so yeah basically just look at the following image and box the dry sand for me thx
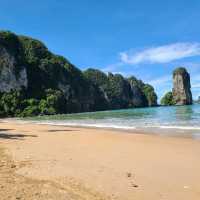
[0,120,200,200]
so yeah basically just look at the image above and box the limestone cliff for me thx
[83,70,156,109]
[0,40,28,92]
[0,31,158,117]
[128,77,148,107]
[172,67,192,105]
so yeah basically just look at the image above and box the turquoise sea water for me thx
[20,104,200,138]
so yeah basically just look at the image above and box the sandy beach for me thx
[0,120,200,200]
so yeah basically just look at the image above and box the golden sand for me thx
[0,121,200,200]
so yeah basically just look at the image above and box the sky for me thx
[1,0,200,101]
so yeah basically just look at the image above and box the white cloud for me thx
[192,83,200,89]
[148,75,171,86]
[191,74,200,90]
[146,75,172,101]
[120,43,200,64]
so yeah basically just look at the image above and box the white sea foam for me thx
[36,121,137,130]
[156,125,200,130]
[3,118,200,131]
[2,104,200,135]
[29,121,200,131]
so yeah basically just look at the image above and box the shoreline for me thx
[1,120,200,199]
[1,118,200,140]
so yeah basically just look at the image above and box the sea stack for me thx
[172,67,193,105]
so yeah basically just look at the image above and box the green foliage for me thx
[127,77,148,107]
[20,105,40,117]
[40,89,66,115]
[0,31,158,117]
[173,67,187,76]
[128,77,157,106]
[106,73,131,108]
[19,34,92,106]
[38,99,52,115]
[0,88,68,117]
[128,76,144,88]
[84,68,109,87]
[84,69,133,109]
[0,31,20,54]
[107,73,125,97]
[142,84,157,106]
[19,36,51,65]
[84,69,158,109]
[161,92,175,106]
[0,90,26,117]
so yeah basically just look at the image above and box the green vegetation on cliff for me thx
[127,77,157,106]
[161,92,175,106]
[84,69,157,108]
[142,84,157,106]
[0,31,158,117]
[173,67,188,76]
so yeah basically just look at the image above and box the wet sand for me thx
[0,120,200,200]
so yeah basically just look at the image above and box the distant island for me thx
[193,97,200,104]
[161,67,193,106]
[0,31,193,117]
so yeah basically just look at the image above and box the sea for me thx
[16,104,200,139]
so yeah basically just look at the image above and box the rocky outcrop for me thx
[0,46,28,92]
[128,77,148,107]
[0,31,158,117]
[193,96,200,104]
[161,91,174,106]
[172,67,192,105]
[84,70,156,109]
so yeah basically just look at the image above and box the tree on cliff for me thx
[84,69,157,108]
[142,84,157,106]
[161,92,175,106]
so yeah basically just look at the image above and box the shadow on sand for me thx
[47,129,79,132]
[0,129,37,140]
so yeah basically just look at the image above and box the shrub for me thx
[161,92,175,106]
[0,90,25,117]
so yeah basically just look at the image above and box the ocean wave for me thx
[155,125,200,130]
[36,121,137,130]
[31,121,200,131]
[3,117,200,132]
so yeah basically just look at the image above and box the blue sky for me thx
[1,0,200,101]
